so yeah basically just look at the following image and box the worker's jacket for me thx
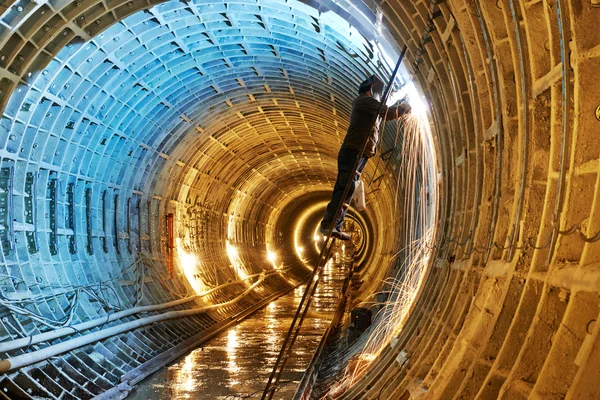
[342,94,409,157]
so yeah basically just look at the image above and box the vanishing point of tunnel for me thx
[0,0,598,398]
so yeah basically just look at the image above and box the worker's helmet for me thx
[358,75,384,100]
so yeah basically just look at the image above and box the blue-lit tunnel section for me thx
[0,0,407,397]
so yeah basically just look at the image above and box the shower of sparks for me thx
[329,90,439,395]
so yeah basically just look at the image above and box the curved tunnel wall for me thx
[0,0,599,399]
[338,1,600,399]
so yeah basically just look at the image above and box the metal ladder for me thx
[260,45,408,400]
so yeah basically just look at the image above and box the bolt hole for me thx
[587,319,596,334]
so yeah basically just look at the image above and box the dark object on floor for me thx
[351,308,372,331]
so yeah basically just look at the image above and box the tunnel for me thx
[0,0,598,398]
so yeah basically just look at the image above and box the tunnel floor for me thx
[128,259,348,399]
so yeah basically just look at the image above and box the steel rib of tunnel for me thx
[0,0,413,397]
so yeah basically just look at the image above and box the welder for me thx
[319,75,412,240]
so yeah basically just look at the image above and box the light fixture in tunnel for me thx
[266,250,278,267]
[176,239,207,294]
[226,241,248,281]
[295,245,305,259]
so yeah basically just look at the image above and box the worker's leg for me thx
[321,147,367,232]
[332,153,367,230]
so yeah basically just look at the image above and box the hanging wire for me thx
[430,221,600,262]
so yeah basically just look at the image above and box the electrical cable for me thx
[432,221,600,262]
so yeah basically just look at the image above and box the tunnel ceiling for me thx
[0,0,405,295]
[1,0,400,204]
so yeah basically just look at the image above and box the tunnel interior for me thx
[0,0,599,398]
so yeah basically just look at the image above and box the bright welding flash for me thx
[387,82,427,116]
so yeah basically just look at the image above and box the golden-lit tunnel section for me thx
[0,0,599,398]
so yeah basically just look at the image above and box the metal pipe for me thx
[7,166,14,251]
[0,267,287,355]
[0,272,272,373]
[167,212,174,277]
[474,1,504,264]
[506,0,530,261]
[457,32,483,258]
[545,0,570,267]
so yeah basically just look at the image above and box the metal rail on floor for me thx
[260,45,408,400]
[94,284,300,400]
[292,246,355,400]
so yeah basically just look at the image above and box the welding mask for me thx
[358,75,384,101]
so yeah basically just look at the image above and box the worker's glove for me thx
[398,98,412,114]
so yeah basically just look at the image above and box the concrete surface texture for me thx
[0,0,598,398]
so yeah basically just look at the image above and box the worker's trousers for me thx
[320,146,368,232]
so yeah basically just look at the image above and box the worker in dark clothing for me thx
[319,75,411,240]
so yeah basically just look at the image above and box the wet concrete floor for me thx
[129,261,347,399]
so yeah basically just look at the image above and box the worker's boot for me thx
[319,225,351,241]
[331,230,351,241]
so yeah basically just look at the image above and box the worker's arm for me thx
[362,95,411,120]
[382,99,411,120]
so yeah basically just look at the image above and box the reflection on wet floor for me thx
[129,261,347,399]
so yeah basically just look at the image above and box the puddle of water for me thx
[129,268,347,399]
